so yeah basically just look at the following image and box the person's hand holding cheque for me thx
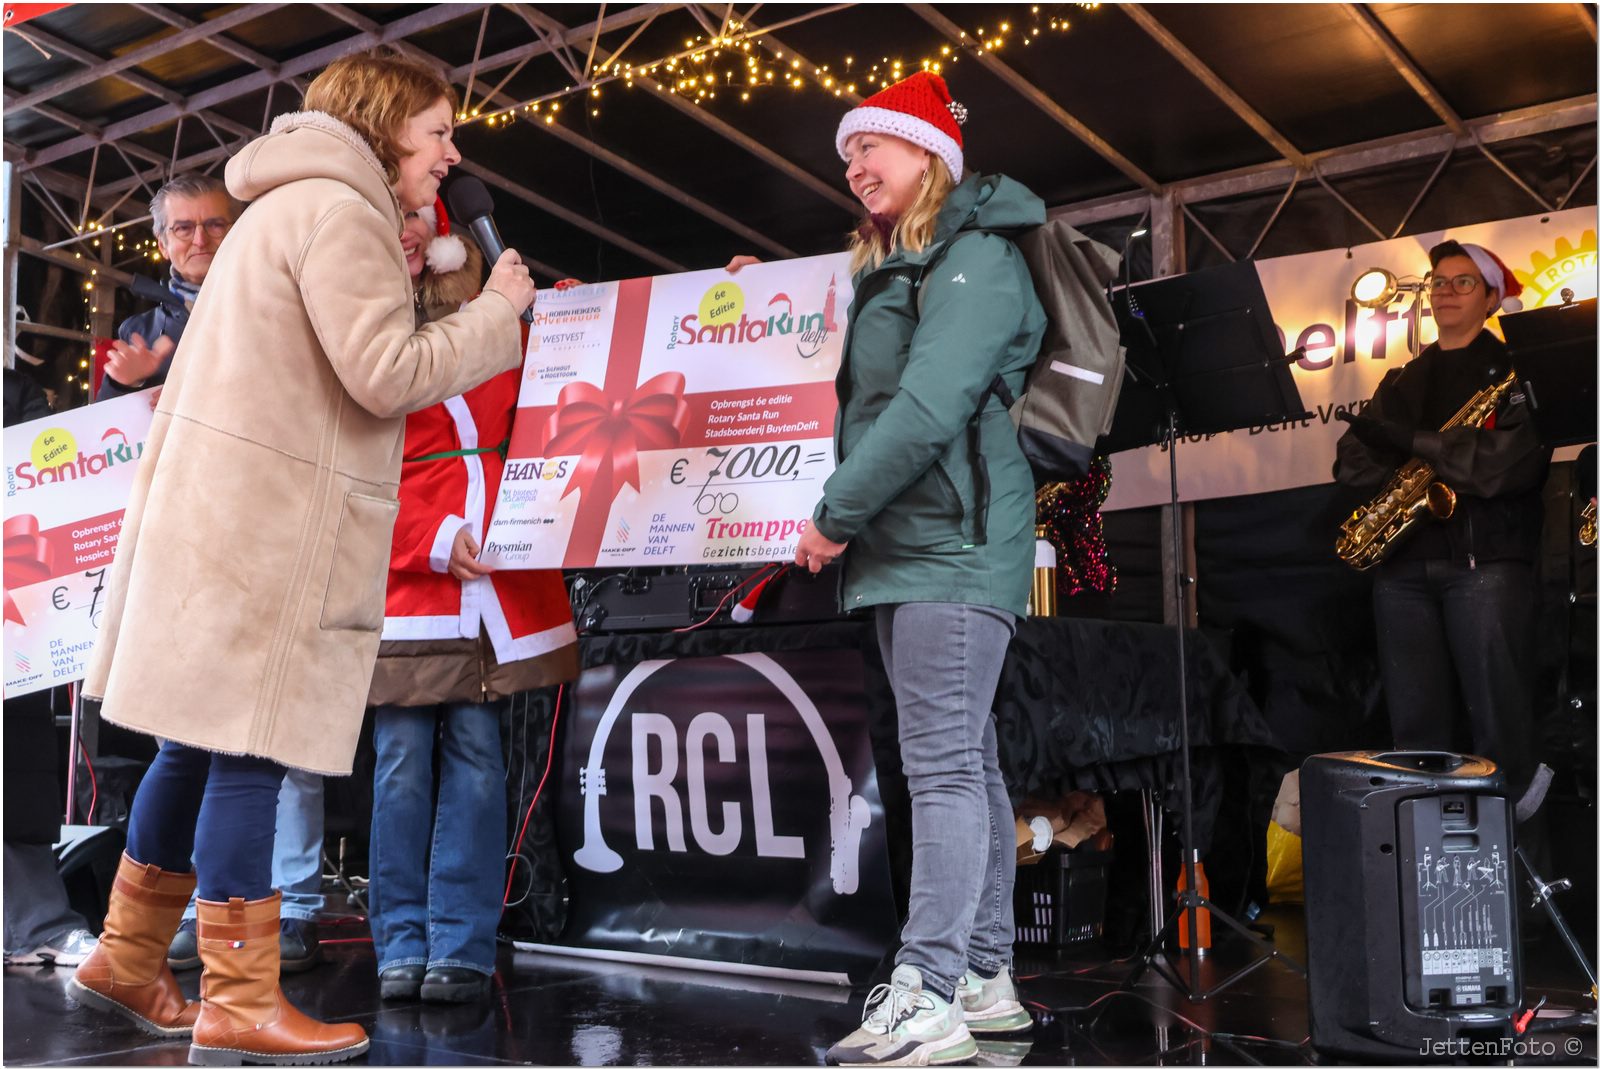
[795,523,848,574]
[723,253,846,574]
[446,526,494,583]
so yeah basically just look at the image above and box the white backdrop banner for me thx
[1103,208,1596,511]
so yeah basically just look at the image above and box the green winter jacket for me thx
[814,173,1047,617]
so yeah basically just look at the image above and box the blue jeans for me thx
[369,702,508,976]
[179,767,326,922]
[124,742,286,902]
[876,602,1017,1002]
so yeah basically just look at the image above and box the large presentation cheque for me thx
[482,253,852,569]
[4,389,156,698]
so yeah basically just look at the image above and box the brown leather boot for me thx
[189,891,368,1067]
[67,853,201,1037]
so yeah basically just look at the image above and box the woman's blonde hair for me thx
[303,50,458,182]
[847,155,957,274]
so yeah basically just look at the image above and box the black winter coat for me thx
[1333,330,1549,566]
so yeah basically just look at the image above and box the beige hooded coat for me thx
[82,111,523,774]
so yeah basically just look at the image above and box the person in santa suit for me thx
[366,199,579,1004]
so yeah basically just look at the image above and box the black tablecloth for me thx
[501,616,1279,941]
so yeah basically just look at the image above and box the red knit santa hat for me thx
[836,71,967,182]
[415,195,468,274]
[1457,243,1525,313]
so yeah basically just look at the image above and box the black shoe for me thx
[379,964,426,1001]
[166,918,200,972]
[420,966,492,1003]
[278,917,323,974]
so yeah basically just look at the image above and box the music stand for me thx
[1101,259,1310,1001]
[1502,296,1597,448]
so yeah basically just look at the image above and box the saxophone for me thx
[1580,500,1596,548]
[1336,372,1519,571]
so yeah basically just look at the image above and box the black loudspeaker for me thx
[1301,751,1521,1062]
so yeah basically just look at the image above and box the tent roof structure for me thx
[4,3,1595,283]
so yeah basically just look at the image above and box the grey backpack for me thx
[919,218,1126,540]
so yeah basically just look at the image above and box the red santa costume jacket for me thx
[380,368,577,664]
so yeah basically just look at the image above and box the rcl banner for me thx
[4,390,156,697]
[482,254,851,569]
[554,649,898,982]
[1104,207,1597,510]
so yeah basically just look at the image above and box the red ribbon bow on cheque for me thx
[540,372,691,506]
[4,514,56,627]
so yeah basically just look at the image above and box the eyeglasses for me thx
[1427,273,1482,295]
[164,217,231,242]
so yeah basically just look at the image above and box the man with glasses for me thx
[96,174,238,400]
[94,174,330,976]
[1333,240,1549,822]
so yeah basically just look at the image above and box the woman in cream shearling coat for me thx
[69,53,534,1067]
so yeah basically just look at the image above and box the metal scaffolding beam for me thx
[465,4,684,85]
[457,159,677,275]
[131,5,289,79]
[4,5,285,118]
[522,6,860,215]
[1050,94,1595,226]
[698,4,864,105]
[1341,3,1468,137]
[17,4,488,173]
[1120,4,1306,169]
[908,3,1162,194]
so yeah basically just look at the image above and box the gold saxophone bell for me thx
[1581,500,1596,548]
[1425,482,1456,520]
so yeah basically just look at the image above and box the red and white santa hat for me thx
[1457,243,1524,313]
[835,71,967,183]
[415,195,468,274]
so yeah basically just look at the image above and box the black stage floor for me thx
[4,908,1595,1066]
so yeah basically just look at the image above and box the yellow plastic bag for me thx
[1265,820,1304,905]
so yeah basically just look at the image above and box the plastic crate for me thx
[1013,848,1109,948]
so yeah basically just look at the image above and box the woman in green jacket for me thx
[732,72,1046,1066]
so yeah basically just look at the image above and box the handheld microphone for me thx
[445,176,536,324]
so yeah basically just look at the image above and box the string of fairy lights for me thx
[458,3,1101,127]
[54,209,166,396]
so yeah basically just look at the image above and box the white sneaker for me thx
[957,966,1032,1034]
[4,928,98,967]
[827,964,978,1066]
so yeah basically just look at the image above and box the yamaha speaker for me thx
[1301,751,1521,1062]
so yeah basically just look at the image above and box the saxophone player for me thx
[1333,241,1550,807]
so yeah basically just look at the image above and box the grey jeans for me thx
[3,841,88,952]
[876,601,1017,999]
